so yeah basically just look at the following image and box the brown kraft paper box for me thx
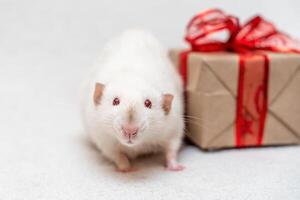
[170,49,300,150]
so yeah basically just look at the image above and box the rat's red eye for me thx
[144,99,152,109]
[113,97,120,106]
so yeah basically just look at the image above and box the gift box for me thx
[171,9,300,149]
[170,50,300,149]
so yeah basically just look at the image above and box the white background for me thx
[1,0,300,59]
[1,1,300,200]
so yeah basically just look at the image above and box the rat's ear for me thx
[162,94,174,115]
[94,82,105,105]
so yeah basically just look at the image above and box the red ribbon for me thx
[182,9,300,147]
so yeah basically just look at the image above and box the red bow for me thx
[181,9,300,147]
[185,9,300,53]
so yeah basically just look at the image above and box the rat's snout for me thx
[119,106,141,144]
[121,124,138,140]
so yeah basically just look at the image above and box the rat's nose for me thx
[122,124,138,139]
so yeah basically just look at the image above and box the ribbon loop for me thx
[185,9,300,53]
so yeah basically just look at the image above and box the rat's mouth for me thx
[121,137,137,146]
[127,140,133,144]
[119,139,135,147]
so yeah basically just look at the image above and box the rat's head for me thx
[93,81,173,147]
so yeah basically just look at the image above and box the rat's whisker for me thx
[184,119,218,131]
[183,115,216,125]
[184,116,216,126]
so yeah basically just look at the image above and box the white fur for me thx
[80,29,184,171]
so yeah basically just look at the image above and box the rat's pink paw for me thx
[165,164,185,172]
[116,167,138,173]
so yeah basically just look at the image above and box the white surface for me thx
[0,0,300,199]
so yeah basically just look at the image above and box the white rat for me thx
[80,30,184,172]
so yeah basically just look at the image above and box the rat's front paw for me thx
[165,163,185,172]
[113,152,137,173]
